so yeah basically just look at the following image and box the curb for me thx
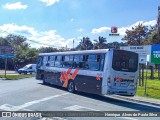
[0,78,6,80]
[0,76,35,80]
[107,95,160,107]
[13,76,35,80]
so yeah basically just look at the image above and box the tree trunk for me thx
[139,64,141,86]
[142,64,144,86]
[158,64,160,80]
[150,65,154,79]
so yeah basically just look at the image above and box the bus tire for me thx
[67,81,75,93]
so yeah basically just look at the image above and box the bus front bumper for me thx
[106,87,136,96]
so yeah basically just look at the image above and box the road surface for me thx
[0,77,160,120]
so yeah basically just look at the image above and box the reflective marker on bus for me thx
[36,49,139,96]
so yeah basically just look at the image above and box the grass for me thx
[136,71,160,99]
[0,74,35,80]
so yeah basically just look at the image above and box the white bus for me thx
[36,49,139,96]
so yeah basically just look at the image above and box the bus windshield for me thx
[112,50,138,72]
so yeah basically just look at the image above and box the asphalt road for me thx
[0,77,160,120]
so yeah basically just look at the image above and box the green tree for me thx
[1,34,39,68]
[76,37,93,50]
[38,47,58,53]
[122,24,148,45]
[0,37,11,46]
[144,26,160,44]
[93,36,107,49]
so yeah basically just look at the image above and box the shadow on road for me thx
[39,83,160,111]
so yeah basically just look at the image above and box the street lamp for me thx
[73,39,74,50]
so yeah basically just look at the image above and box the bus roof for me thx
[39,49,111,56]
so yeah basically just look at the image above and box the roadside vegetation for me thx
[137,80,160,99]
[0,74,35,80]
[136,71,160,99]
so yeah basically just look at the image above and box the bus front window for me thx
[112,50,138,72]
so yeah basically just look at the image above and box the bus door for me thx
[47,56,61,85]
[43,56,52,83]
[36,56,43,80]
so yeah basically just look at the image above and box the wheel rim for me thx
[68,82,74,92]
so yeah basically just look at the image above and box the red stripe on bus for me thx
[71,69,79,80]
[67,68,72,74]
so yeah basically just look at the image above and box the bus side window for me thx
[55,56,62,67]
[63,55,73,68]
[63,56,69,68]
[69,55,74,68]
[49,56,55,67]
[87,54,99,70]
[43,56,48,66]
[37,57,43,68]
[73,55,85,69]
[46,56,50,66]
[73,55,79,68]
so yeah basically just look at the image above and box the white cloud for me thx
[65,38,81,48]
[40,0,59,6]
[143,20,157,26]
[27,30,66,48]
[118,20,157,36]
[91,27,110,34]
[91,20,157,36]
[77,28,83,32]
[0,24,38,37]
[0,24,69,49]
[3,2,28,9]
[70,18,74,22]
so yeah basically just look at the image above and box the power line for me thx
[0,28,59,48]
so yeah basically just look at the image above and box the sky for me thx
[0,0,159,49]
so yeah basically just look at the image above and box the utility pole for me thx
[4,56,8,78]
[73,39,74,50]
[144,62,148,95]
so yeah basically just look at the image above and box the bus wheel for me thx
[67,81,75,93]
